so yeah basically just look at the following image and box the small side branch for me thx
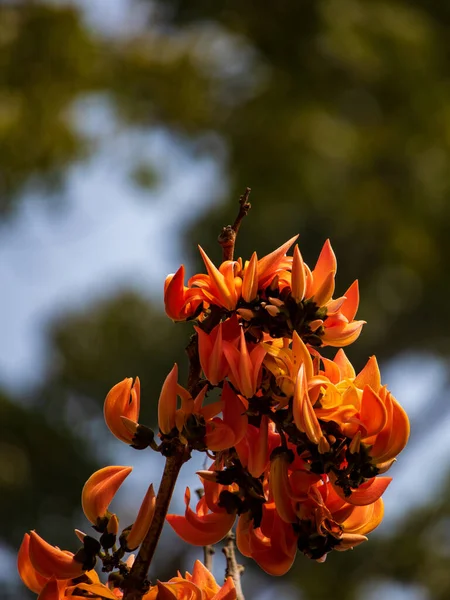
[203,543,215,572]
[222,531,245,600]
[218,187,252,261]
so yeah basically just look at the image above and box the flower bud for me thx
[125,484,156,551]
[104,377,140,444]
[81,465,132,525]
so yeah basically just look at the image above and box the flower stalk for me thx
[122,444,187,600]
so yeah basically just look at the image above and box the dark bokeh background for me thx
[1,1,450,598]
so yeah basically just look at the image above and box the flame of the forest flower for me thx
[81,465,132,524]
[166,487,236,547]
[293,364,323,446]
[223,328,266,398]
[256,235,298,289]
[28,532,85,580]
[195,316,240,386]
[104,377,140,444]
[205,382,248,451]
[270,451,297,523]
[197,246,241,310]
[341,498,384,535]
[236,507,298,576]
[164,264,204,321]
[330,474,392,506]
[144,560,237,600]
[18,534,50,594]
[125,484,156,551]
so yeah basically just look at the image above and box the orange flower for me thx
[236,505,297,576]
[104,377,140,444]
[123,484,156,551]
[28,532,85,580]
[316,353,410,468]
[81,465,132,525]
[157,364,223,443]
[164,265,204,321]
[195,316,240,386]
[166,486,236,547]
[144,561,236,600]
[204,382,248,452]
[223,327,266,398]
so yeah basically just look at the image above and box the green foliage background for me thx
[1,1,450,598]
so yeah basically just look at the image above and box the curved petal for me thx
[81,465,132,524]
[29,532,84,580]
[18,533,49,593]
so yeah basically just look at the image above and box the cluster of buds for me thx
[162,236,409,573]
[18,201,409,599]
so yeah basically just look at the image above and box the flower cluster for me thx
[18,462,236,599]
[162,237,409,573]
[18,219,409,599]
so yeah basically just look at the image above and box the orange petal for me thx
[333,349,356,379]
[292,331,314,381]
[242,252,258,302]
[312,271,335,306]
[18,533,49,593]
[191,560,220,596]
[158,364,178,435]
[29,532,84,580]
[311,239,337,292]
[104,377,140,444]
[166,489,236,546]
[198,246,236,310]
[322,320,365,347]
[342,498,384,535]
[270,454,296,523]
[291,245,306,302]
[370,392,410,463]
[66,582,118,599]
[341,280,359,321]
[126,484,156,550]
[164,265,188,321]
[212,577,237,600]
[354,356,381,392]
[360,385,387,437]
[81,465,132,524]
[221,382,248,446]
[293,365,322,445]
[333,477,392,506]
[257,235,298,288]
[37,578,60,600]
[157,580,202,600]
[247,415,269,477]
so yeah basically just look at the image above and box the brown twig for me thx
[222,530,245,600]
[123,445,187,600]
[203,543,215,572]
[218,187,252,261]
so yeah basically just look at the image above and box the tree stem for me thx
[123,445,186,600]
[218,187,251,261]
[222,530,245,600]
